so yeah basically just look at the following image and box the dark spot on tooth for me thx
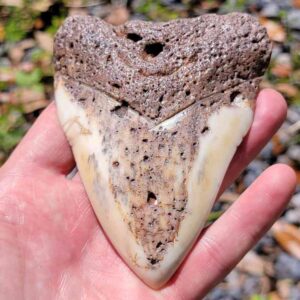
[127,33,143,42]
[201,126,209,133]
[112,161,119,167]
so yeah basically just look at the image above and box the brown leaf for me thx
[293,0,300,8]
[8,46,24,64]
[276,83,298,97]
[276,279,293,300]
[0,23,4,43]
[219,191,239,203]
[272,134,286,156]
[105,6,130,26]
[31,0,53,12]
[0,68,15,83]
[259,18,286,43]
[272,221,300,259]
[22,99,49,113]
[34,31,53,53]
[0,92,13,104]
[0,0,22,7]
[12,88,48,112]
[272,64,292,78]
[14,87,45,104]
[237,251,266,275]
[268,292,283,300]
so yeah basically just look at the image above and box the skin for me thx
[0,89,296,300]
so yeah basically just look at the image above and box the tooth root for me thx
[55,77,253,288]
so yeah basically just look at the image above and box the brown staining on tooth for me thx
[54,13,271,125]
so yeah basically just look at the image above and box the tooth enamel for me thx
[56,78,252,288]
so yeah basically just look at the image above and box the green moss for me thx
[0,106,27,153]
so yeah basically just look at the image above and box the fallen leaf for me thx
[296,170,300,185]
[13,87,48,113]
[276,279,293,300]
[201,0,220,10]
[22,99,49,113]
[272,134,286,155]
[0,0,22,7]
[31,0,53,12]
[0,92,12,103]
[18,39,36,49]
[8,45,24,64]
[0,67,15,83]
[237,251,266,276]
[272,221,300,259]
[268,292,282,300]
[271,64,292,78]
[105,6,130,25]
[219,191,239,203]
[14,87,45,104]
[293,0,300,8]
[68,7,89,16]
[259,18,286,43]
[34,31,53,53]
[0,23,5,42]
[19,62,35,73]
[275,83,298,98]
[34,18,44,30]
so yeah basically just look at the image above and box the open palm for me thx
[0,89,296,299]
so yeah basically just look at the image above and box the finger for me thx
[164,164,296,299]
[220,89,287,193]
[3,102,75,175]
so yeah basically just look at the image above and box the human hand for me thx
[0,89,296,299]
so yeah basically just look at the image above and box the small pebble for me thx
[243,160,269,187]
[287,10,300,30]
[275,253,300,281]
[284,208,300,224]
[287,145,300,164]
[291,193,300,208]
[261,3,280,17]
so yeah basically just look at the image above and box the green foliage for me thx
[15,68,43,87]
[0,106,27,153]
[207,211,223,223]
[292,51,300,70]
[4,6,39,42]
[221,0,246,12]
[0,81,8,91]
[250,295,269,300]
[46,15,66,35]
[136,0,180,21]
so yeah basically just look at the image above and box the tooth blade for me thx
[55,78,253,288]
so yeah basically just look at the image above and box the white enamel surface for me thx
[55,78,253,288]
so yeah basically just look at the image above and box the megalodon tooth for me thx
[54,13,271,289]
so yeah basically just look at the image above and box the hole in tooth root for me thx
[230,91,242,103]
[147,191,157,205]
[144,43,164,57]
[127,33,143,42]
[148,258,159,265]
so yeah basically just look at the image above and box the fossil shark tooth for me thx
[54,13,271,289]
